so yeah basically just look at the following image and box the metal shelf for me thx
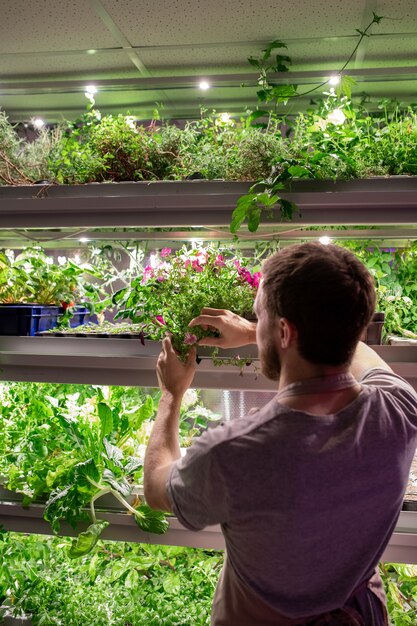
[2,179,417,229]
[1,499,416,562]
[1,337,416,390]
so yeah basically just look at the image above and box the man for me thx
[144,242,417,625]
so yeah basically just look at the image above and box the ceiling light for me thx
[199,80,210,91]
[33,118,44,129]
[85,85,97,95]
[328,75,340,86]
[79,237,89,243]
[319,236,332,245]
[87,49,97,55]
[219,112,231,123]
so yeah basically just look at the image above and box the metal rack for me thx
[1,180,417,562]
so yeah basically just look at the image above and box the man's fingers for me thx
[189,314,223,329]
[185,346,197,364]
[197,337,223,347]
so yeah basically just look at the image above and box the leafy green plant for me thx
[340,242,417,339]
[0,247,105,316]
[0,531,223,625]
[113,244,261,358]
[0,382,220,557]
[380,562,417,625]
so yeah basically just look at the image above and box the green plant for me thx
[113,244,261,358]
[0,381,220,557]
[0,531,223,625]
[340,242,417,339]
[0,110,56,185]
[380,563,417,625]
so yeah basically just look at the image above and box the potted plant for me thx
[112,244,261,358]
[0,247,103,335]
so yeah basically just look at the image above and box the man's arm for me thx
[143,338,196,512]
[188,307,257,348]
[350,341,393,380]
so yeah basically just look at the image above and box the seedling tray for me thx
[0,305,89,336]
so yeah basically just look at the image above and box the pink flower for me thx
[160,248,172,257]
[184,332,198,345]
[157,276,165,282]
[250,272,262,289]
[142,265,154,283]
[215,254,225,267]
[155,315,166,326]
[184,259,191,269]
[192,260,204,272]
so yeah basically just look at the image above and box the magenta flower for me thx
[250,271,262,289]
[215,254,225,267]
[156,275,165,282]
[155,315,166,326]
[192,260,204,272]
[184,332,198,345]
[184,259,191,269]
[142,265,154,283]
[160,248,172,257]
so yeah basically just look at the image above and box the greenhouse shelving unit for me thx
[1,179,417,563]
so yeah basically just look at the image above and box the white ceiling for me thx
[1,0,417,122]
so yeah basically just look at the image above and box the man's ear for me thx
[279,318,297,349]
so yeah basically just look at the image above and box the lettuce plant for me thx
[0,382,220,557]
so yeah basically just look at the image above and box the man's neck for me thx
[277,359,350,392]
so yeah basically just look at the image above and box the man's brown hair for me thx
[261,242,376,365]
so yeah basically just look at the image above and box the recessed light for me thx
[328,75,340,86]
[199,80,210,91]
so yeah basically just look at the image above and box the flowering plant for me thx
[113,244,261,356]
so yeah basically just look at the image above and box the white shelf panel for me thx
[1,501,417,561]
[1,338,416,390]
[1,179,417,229]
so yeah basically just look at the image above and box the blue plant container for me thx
[0,305,89,336]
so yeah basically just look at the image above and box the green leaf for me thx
[125,568,140,589]
[245,110,269,128]
[247,207,262,232]
[269,84,297,102]
[103,438,124,467]
[68,520,109,558]
[336,75,357,99]
[162,572,181,595]
[230,194,255,233]
[101,468,131,497]
[98,402,113,438]
[280,199,299,221]
[287,165,312,178]
[247,57,260,69]
[262,39,287,61]
[74,458,100,493]
[134,504,169,535]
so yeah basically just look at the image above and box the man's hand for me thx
[188,307,257,348]
[157,336,196,397]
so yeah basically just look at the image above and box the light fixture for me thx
[328,75,340,86]
[86,49,97,55]
[79,237,89,243]
[33,118,45,129]
[199,80,210,91]
[85,85,97,95]
[319,236,332,245]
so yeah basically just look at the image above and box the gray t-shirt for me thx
[167,369,417,618]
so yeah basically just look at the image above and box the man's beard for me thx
[260,340,281,381]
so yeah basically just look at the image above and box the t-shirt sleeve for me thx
[167,428,229,531]
[359,368,417,425]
